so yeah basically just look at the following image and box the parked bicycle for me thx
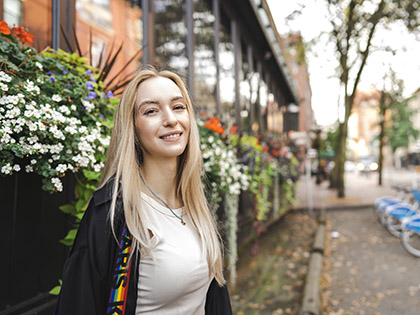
[374,185,420,258]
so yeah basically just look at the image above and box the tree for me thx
[325,0,420,197]
[386,96,419,165]
[377,70,403,186]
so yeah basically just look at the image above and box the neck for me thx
[141,157,181,208]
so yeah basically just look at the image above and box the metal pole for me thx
[306,157,313,216]
[52,0,60,50]
[247,45,254,132]
[142,0,154,65]
[213,0,221,114]
[186,0,195,95]
[231,20,241,132]
[142,0,149,65]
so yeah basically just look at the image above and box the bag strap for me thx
[107,224,133,314]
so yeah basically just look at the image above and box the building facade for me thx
[1,0,298,133]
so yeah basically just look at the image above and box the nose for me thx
[162,108,177,127]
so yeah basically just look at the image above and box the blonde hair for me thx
[100,66,225,285]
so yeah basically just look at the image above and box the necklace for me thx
[140,174,186,225]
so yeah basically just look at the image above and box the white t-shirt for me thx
[136,192,212,314]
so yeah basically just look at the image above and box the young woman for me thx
[55,67,232,314]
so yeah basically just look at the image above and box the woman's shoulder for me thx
[91,176,117,207]
[80,176,124,231]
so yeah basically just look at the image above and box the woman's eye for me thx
[144,108,157,115]
[174,104,186,110]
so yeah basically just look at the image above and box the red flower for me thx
[12,24,35,44]
[272,149,280,157]
[230,125,237,135]
[0,21,11,35]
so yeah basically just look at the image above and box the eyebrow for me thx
[138,96,186,109]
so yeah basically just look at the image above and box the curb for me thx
[299,209,326,315]
[293,204,373,213]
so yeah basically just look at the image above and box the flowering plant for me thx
[0,21,115,192]
[0,20,35,44]
[230,134,276,221]
[199,117,248,207]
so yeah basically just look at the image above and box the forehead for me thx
[136,76,183,102]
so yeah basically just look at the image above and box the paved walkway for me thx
[292,169,420,314]
[293,169,419,211]
[324,208,420,315]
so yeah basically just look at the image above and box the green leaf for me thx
[75,198,85,212]
[60,228,78,246]
[75,212,85,221]
[59,203,75,214]
[49,285,61,295]
[82,169,101,180]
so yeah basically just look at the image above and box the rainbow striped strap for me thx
[107,224,132,314]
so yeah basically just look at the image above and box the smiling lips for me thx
[160,131,182,140]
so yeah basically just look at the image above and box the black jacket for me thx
[55,179,232,314]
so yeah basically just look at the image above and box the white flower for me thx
[31,159,37,165]
[1,133,11,144]
[72,155,89,167]
[58,105,70,115]
[35,62,43,70]
[28,136,39,144]
[82,100,95,112]
[25,165,34,173]
[70,105,76,111]
[49,126,65,140]
[5,107,20,119]
[0,83,8,91]
[24,80,40,94]
[28,121,37,131]
[78,141,93,153]
[1,164,12,174]
[37,121,46,131]
[51,177,63,192]
[13,164,21,172]
[50,143,64,154]
[0,71,12,82]
[52,94,62,102]
[93,162,104,172]
[56,164,67,173]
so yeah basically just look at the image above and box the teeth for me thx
[162,134,180,139]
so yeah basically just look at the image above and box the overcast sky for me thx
[266,0,420,127]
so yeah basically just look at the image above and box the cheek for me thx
[182,114,191,134]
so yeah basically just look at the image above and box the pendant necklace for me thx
[140,174,186,225]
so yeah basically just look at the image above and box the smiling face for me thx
[134,76,190,163]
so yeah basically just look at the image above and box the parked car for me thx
[357,156,379,174]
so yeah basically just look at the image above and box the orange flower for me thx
[0,21,11,35]
[230,125,237,135]
[12,24,35,44]
[204,117,225,135]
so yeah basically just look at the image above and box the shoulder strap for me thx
[107,224,133,315]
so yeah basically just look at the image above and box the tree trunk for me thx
[335,122,347,197]
[378,92,386,186]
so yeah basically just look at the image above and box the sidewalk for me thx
[230,169,420,315]
[293,169,419,212]
[292,169,420,315]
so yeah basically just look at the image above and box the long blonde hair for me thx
[100,66,225,285]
